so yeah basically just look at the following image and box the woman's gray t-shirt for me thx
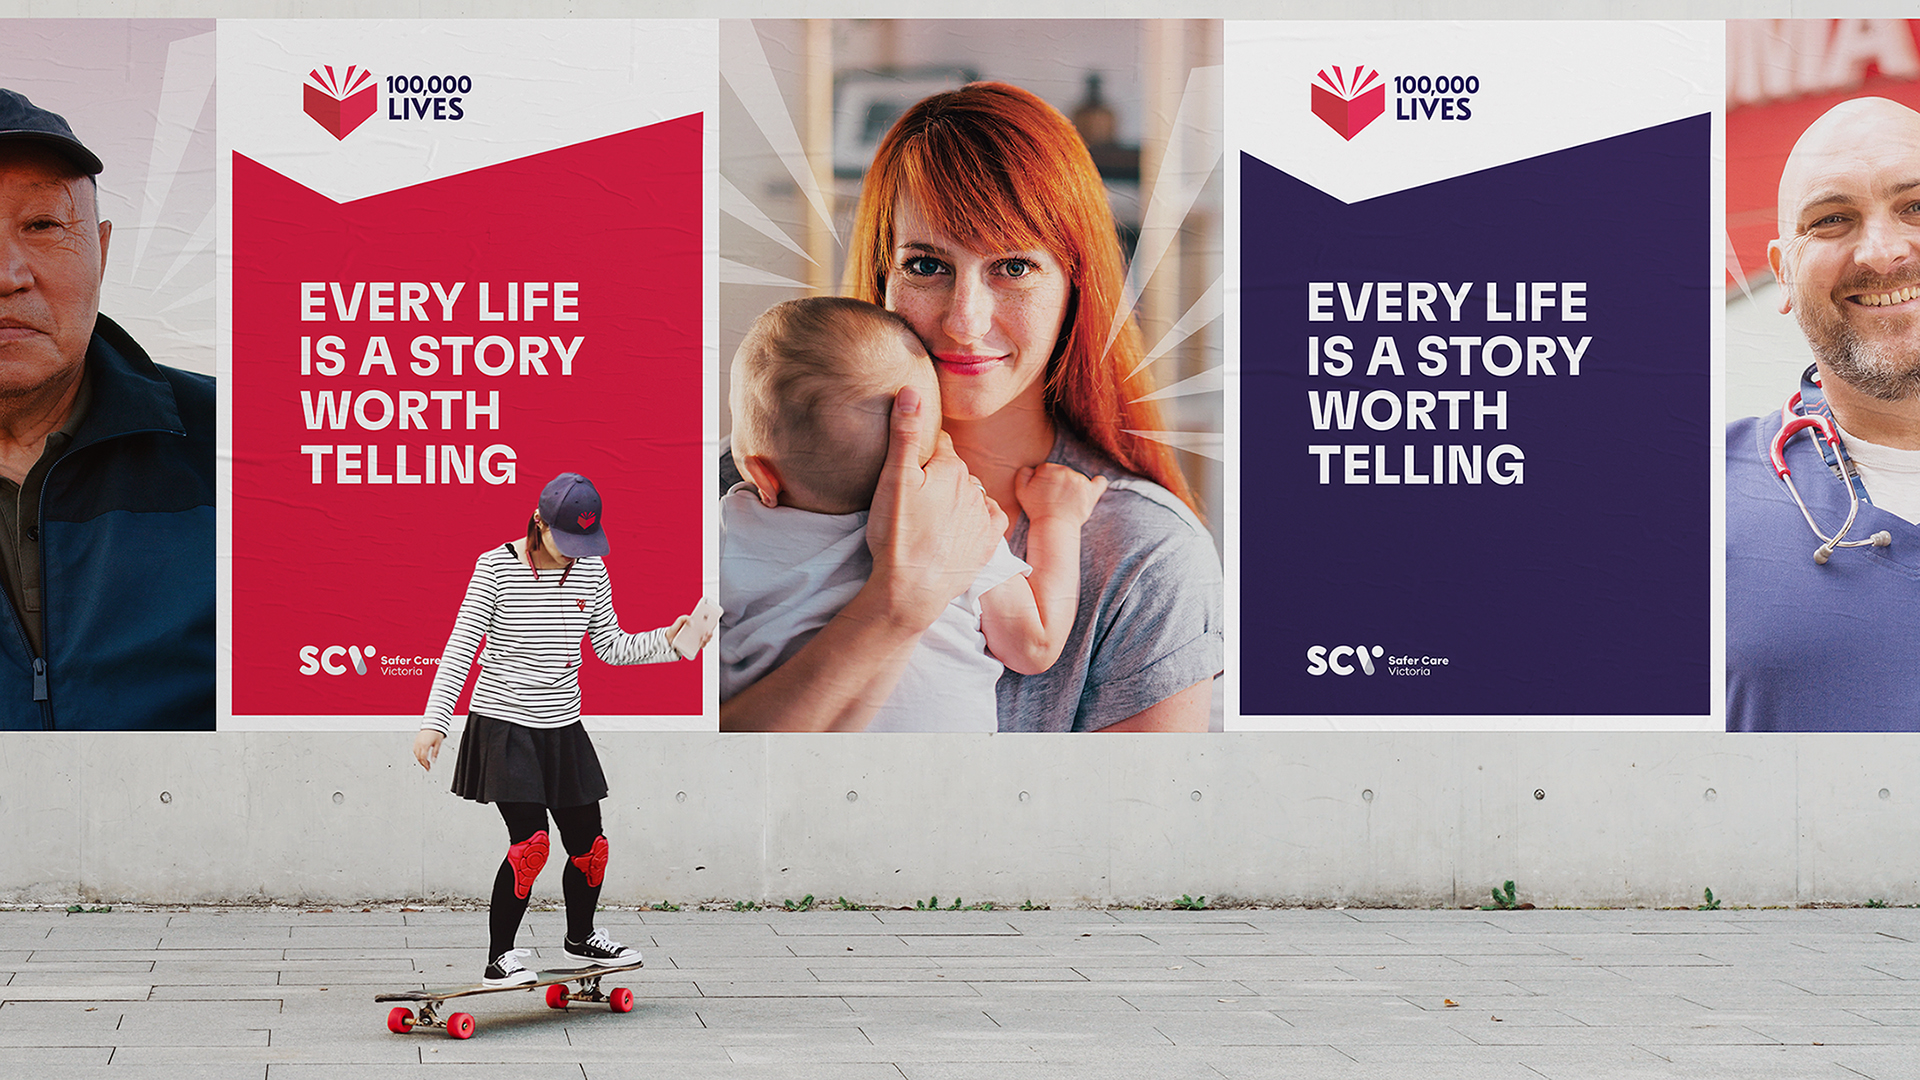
[997,431,1223,732]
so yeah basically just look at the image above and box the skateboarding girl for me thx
[412,472,711,987]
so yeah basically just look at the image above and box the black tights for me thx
[489,801,605,960]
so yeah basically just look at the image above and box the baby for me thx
[720,296,1106,731]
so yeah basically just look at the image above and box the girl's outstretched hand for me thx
[413,729,444,771]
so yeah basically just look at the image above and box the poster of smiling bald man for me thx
[1726,20,1920,731]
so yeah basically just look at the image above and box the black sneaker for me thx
[563,928,639,967]
[482,949,537,987]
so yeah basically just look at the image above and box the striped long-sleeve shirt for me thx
[421,544,679,735]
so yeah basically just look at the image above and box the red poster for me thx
[231,118,704,717]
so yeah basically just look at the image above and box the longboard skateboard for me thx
[376,959,643,1039]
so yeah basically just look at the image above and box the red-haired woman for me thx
[723,82,1221,732]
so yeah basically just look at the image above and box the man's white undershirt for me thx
[1838,423,1920,524]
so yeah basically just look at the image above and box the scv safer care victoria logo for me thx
[299,644,376,675]
[1306,644,1383,676]
[1311,64,1482,141]
[298,645,439,677]
[1307,645,1451,677]
[303,64,473,141]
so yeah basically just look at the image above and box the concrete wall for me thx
[6,732,1916,909]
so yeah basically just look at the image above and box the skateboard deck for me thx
[377,960,643,1038]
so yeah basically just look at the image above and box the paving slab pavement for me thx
[0,907,1915,1078]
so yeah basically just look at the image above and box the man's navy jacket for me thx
[0,314,214,730]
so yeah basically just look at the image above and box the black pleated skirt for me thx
[450,712,608,807]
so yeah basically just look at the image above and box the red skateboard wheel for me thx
[609,986,634,1013]
[386,1006,415,1034]
[546,983,570,1010]
[447,1012,475,1039]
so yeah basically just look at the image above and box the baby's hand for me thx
[1015,464,1108,527]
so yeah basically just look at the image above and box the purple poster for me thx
[1230,23,1716,721]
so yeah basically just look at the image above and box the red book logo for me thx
[1311,66,1386,142]
[577,511,597,530]
[304,65,377,141]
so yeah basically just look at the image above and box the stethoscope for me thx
[1772,366,1893,564]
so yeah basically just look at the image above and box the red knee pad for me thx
[570,835,609,888]
[507,830,550,900]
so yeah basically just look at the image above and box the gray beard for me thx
[1797,303,1920,402]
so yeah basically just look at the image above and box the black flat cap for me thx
[0,89,103,175]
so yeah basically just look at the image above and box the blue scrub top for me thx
[1727,409,1920,732]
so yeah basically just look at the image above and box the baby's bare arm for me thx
[979,464,1108,674]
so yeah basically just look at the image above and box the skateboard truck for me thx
[386,1000,473,1039]
[544,969,635,1012]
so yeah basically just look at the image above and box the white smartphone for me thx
[671,597,721,659]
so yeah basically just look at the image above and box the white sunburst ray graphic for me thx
[721,173,816,267]
[718,175,814,290]
[720,258,814,291]
[148,201,217,309]
[129,30,216,288]
[156,272,216,324]
[1112,64,1225,462]
[718,18,838,293]
[1725,229,1759,304]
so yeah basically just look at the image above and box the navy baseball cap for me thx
[0,89,103,176]
[539,473,609,558]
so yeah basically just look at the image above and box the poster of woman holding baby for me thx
[717,20,1223,732]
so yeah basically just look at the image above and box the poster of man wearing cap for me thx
[0,22,216,731]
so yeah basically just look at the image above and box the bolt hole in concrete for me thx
[1705,788,1717,801]
[1882,788,1893,800]
[846,791,857,802]
[1361,788,1374,802]
[1533,789,1545,800]
[675,791,687,803]
[1018,791,1029,802]
[1190,791,1202,801]
[332,791,344,805]
[159,791,172,804]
